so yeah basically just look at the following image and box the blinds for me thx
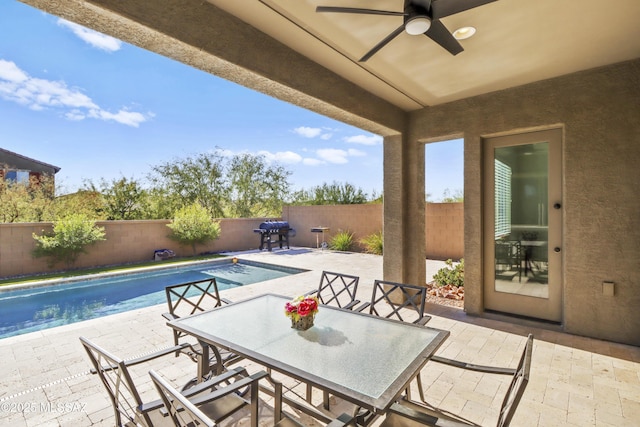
[495,159,511,239]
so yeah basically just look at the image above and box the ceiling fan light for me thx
[405,16,431,35]
[453,26,476,40]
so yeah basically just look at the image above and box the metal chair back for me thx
[382,334,534,427]
[150,370,217,427]
[166,278,224,317]
[316,271,360,309]
[79,336,149,427]
[497,334,534,427]
[165,278,225,345]
[366,280,429,325]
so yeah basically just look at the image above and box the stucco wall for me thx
[425,203,464,261]
[0,218,268,277]
[0,204,463,278]
[283,204,383,251]
[410,59,640,346]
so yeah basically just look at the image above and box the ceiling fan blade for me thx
[430,0,496,19]
[316,6,406,17]
[360,25,405,62]
[424,20,463,55]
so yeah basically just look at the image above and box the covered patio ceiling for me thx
[210,0,640,111]
[20,0,640,132]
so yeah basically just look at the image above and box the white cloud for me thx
[89,109,152,128]
[258,150,303,164]
[293,126,333,140]
[0,60,28,83]
[317,148,349,164]
[343,134,383,146]
[0,59,152,127]
[57,19,122,52]
[303,158,324,166]
[293,126,322,138]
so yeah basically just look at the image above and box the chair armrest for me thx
[187,370,269,407]
[342,299,361,310]
[162,312,178,321]
[181,366,250,397]
[414,315,432,326]
[89,343,191,374]
[123,343,191,367]
[138,397,166,414]
[354,301,370,313]
[429,355,516,375]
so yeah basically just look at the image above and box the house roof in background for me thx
[0,147,61,174]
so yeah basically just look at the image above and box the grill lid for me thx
[258,221,290,230]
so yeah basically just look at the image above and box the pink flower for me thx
[297,300,312,317]
[284,295,319,319]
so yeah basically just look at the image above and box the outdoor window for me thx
[3,169,30,184]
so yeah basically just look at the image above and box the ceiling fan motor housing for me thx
[404,5,432,35]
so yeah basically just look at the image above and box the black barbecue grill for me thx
[253,221,295,251]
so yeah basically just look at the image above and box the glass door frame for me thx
[483,127,563,323]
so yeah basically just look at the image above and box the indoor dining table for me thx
[167,293,449,424]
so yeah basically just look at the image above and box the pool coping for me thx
[0,256,308,293]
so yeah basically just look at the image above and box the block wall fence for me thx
[0,203,463,278]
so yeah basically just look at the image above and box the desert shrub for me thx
[167,202,221,255]
[329,230,354,251]
[360,231,383,255]
[32,214,106,268]
[432,258,464,287]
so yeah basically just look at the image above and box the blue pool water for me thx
[0,259,305,339]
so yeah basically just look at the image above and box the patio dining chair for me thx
[382,334,534,427]
[356,279,431,325]
[149,368,266,427]
[305,271,361,310]
[150,368,355,427]
[80,336,256,427]
[162,278,242,379]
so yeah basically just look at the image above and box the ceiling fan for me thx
[316,0,497,62]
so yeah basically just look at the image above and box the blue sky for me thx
[0,1,462,200]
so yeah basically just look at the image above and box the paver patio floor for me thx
[0,249,638,426]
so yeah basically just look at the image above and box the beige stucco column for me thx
[383,133,426,288]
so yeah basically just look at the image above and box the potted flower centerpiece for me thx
[284,295,319,331]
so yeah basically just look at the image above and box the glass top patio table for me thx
[168,293,449,413]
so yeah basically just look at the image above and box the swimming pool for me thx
[0,259,306,339]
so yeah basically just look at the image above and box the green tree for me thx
[441,188,464,203]
[167,203,221,255]
[147,152,227,218]
[53,190,106,220]
[227,153,291,217]
[32,213,106,268]
[291,181,369,205]
[84,176,148,220]
[0,173,57,223]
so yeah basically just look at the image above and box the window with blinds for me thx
[495,159,511,239]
